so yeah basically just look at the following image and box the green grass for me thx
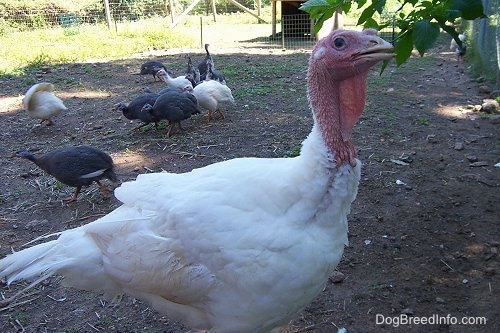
[0,18,197,75]
[417,117,430,125]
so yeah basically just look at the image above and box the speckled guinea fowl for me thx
[114,93,160,131]
[139,60,168,81]
[14,145,118,203]
[141,89,201,137]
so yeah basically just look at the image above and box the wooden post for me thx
[168,0,175,23]
[272,0,276,37]
[256,0,261,17]
[103,0,112,30]
[200,16,203,49]
[211,0,217,22]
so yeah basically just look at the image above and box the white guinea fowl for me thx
[156,68,194,93]
[192,79,234,121]
[23,82,67,125]
[0,29,394,333]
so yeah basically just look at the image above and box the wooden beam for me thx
[170,0,202,28]
[226,0,267,23]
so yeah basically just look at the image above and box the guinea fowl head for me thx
[307,29,394,167]
[141,103,154,114]
[156,69,169,80]
[13,150,37,163]
[113,102,127,112]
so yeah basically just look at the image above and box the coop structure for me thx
[271,0,314,38]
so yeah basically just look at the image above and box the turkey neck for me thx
[307,66,369,167]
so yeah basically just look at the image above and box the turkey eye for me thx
[333,37,346,49]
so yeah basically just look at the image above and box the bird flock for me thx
[16,44,234,202]
[3,30,395,333]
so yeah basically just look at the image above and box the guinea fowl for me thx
[450,32,467,61]
[185,55,201,87]
[23,82,67,126]
[139,60,168,81]
[141,89,201,137]
[156,68,193,93]
[13,145,117,203]
[0,30,393,332]
[192,79,234,121]
[113,92,160,131]
[197,43,225,83]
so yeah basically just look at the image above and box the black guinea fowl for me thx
[14,145,118,203]
[141,90,201,137]
[197,44,225,83]
[114,92,160,131]
[139,60,168,81]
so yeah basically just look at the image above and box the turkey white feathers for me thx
[0,29,394,333]
[23,82,67,125]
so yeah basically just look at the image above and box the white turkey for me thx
[0,29,394,333]
[23,82,67,126]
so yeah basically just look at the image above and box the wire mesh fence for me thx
[0,1,319,51]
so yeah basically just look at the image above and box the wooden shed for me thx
[271,0,312,37]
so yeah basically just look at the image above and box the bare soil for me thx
[0,35,498,333]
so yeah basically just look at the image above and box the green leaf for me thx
[413,20,440,56]
[394,30,413,66]
[449,0,485,20]
[313,9,336,34]
[373,0,387,14]
[363,17,380,29]
[299,0,330,17]
[357,5,376,25]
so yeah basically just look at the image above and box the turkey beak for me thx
[353,37,395,62]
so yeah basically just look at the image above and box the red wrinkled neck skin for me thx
[307,61,368,167]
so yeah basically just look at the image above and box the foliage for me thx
[300,0,487,66]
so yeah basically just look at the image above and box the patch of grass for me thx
[382,127,394,137]
[286,143,302,157]
[13,312,28,325]
[417,117,429,125]
[0,18,196,75]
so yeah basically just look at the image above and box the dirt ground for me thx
[0,34,498,333]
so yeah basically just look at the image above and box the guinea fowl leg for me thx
[39,119,54,126]
[131,123,149,132]
[216,109,225,119]
[96,181,111,199]
[166,123,175,137]
[62,186,81,203]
